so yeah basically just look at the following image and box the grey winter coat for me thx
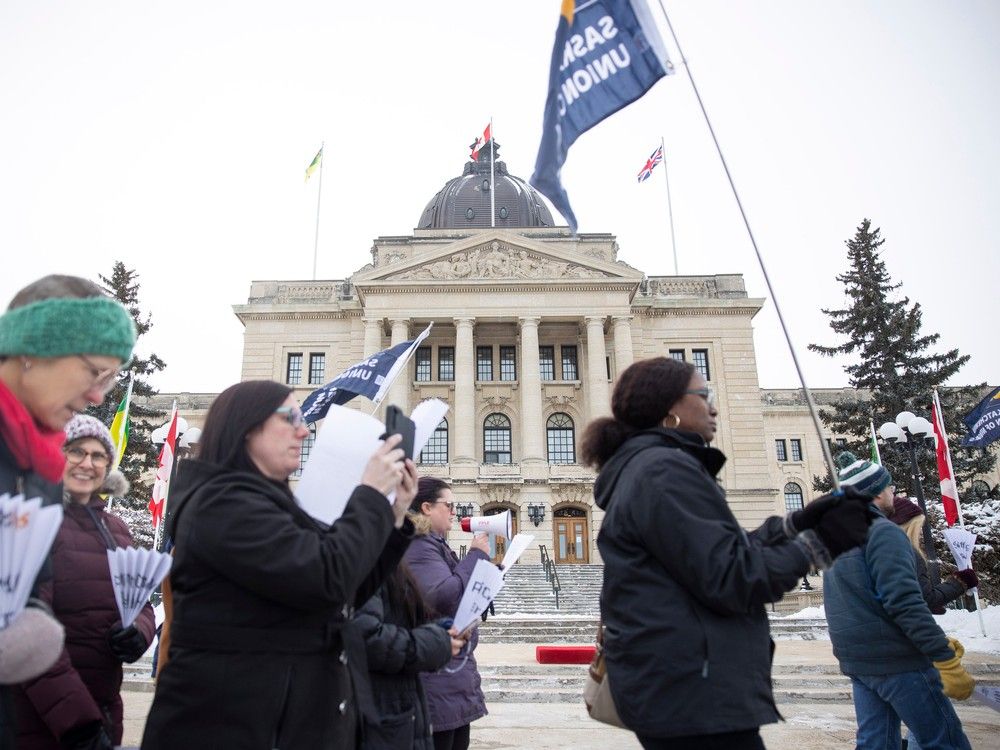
[594,428,814,738]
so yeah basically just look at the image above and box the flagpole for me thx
[153,401,178,554]
[655,2,839,489]
[370,323,435,414]
[107,372,134,514]
[312,141,324,280]
[661,136,678,274]
[869,419,882,464]
[934,388,986,635]
[489,117,496,228]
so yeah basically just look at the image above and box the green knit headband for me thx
[0,297,136,363]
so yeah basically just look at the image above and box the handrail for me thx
[537,544,560,609]
[459,545,467,560]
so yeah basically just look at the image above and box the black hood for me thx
[592,428,725,512]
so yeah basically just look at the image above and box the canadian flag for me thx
[149,403,179,529]
[931,390,959,526]
[470,122,492,161]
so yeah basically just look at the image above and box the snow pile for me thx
[934,606,1000,654]
[777,605,826,620]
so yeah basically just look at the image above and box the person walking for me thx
[141,380,419,750]
[581,356,872,750]
[824,452,975,750]
[403,478,489,750]
[12,415,154,750]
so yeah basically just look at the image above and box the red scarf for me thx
[0,379,66,483]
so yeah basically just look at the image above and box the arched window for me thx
[419,419,448,465]
[483,414,512,464]
[546,413,575,464]
[294,424,317,478]
[783,482,804,512]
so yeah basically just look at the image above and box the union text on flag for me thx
[961,386,1000,448]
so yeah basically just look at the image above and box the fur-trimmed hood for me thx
[407,512,435,538]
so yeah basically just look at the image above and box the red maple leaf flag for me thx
[931,390,959,526]
[149,403,179,529]
[470,122,491,161]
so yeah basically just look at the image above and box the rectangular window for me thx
[418,420,448,465]
[308,353,326,385]
[286,353,303,385]
[539,346,555,381]
[790,439,803,462]
[561,345,578,380]
[476,346,493,381]
[668,349,686,362]
[775,439,787,462]
[415,347,432,382]
[499,346,517,381]
[692,349,711,380]
[438,347,455,381]
[837,438,847,447]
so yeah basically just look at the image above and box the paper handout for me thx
[107,547,172,628]
[453,558,505,633]
[295,399,449,525]
[974,686,1000,713]
[943,527,976,572]
[499,533,534,575]
[0,494,63,629]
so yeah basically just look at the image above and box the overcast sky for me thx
[2,0,997,396]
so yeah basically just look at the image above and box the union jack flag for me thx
[637,145,664,183]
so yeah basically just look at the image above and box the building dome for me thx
[418,141,555,229]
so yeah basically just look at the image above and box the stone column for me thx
[386,318,410,414]
[518,317,545,465]
[362,317,383,358]
[453,317,476,465]
[612,315,634,375]
[585,316,610,418]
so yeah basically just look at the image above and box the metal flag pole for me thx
[489,117,496,228]
[655,1,838,487]
[312,141,325,280]
[661,135,679,274]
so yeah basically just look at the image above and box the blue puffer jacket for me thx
[824,512,954,675]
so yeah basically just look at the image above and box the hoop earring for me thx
[666,413,680,429]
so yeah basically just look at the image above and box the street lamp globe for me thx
[895,411,916,430]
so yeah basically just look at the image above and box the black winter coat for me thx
[912,549,966,614]
[141,459,412,750]
[594,428,812,739]
[352,586,452,750]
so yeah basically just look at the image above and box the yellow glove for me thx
[933,640,975,700]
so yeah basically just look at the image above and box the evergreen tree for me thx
[87,262,166,547]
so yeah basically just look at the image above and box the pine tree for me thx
[810,219,997,591]
[87,262,166,547]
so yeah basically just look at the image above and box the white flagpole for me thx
[312,142,325,280]
[661,136,678,275]
[489,117,496,228]
[107,372,134,514]
[934,388,986,635]
[369,323,435,414]
[153,401,178,554]
[869,419,882,464]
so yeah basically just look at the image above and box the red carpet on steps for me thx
[535,645,595,664]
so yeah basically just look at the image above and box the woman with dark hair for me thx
[402,478,489,750]
[141,380,419,750]
[582,357,872,750]
[0,275,135,750]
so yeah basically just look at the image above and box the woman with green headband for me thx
[0,274,136,750]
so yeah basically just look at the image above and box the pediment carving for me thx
[393,242,615,281]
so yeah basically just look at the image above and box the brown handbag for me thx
[583,620,626,728]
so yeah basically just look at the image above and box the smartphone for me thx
[383,404,416,461]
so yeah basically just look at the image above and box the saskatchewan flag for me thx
[110,374,133,470]
[305,146,323,182]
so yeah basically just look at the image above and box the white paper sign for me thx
[0,494,63,629]
[296,400,449,525]
[943,527,976,571]
[453,559,505,633]
[107,547,172,627]
[974,686,1000,713]
[499,533,534,575]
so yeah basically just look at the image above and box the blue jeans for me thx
[849,668,971,750]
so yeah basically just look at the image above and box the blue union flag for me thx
[531,0,674,232]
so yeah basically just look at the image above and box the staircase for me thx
[492,564,602,616]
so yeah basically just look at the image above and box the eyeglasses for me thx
[684,387,717,407]
[431,500,455,511]
[274,406,306,429]
[65,446,110,468]
[77,355,119,395]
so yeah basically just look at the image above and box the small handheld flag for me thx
[637,145,664,183]
[149,403,178,530]
[961,386,1000,448]
[305,146,323,182]
[109,374,133,471]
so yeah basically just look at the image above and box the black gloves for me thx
[788,486,869,534]
[108,624,147,663]
[814,499,872,558]
[954,569,979,590]
[60,721,113,750]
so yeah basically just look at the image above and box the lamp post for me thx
[454,503,475,521]
[877,411,940,584]
[151,417,201,551]
[527,503,546,527]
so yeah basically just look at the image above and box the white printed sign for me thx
[453,559,505,633]
[943,527,976,572]
[974,686,1000,713]
[499,533,534,575]
[0,494,63,629]
[108,547,172,627]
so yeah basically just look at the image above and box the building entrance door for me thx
[553,508,589,564]
[482,505,518,565]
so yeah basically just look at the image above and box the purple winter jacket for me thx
[402,517,489,733]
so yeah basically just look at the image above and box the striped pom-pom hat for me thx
[835,451,892,498]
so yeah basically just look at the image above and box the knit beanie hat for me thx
[835,451,893,498]
[0,296,136,363]
[64,414,116,466]
[889,495,923,526]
